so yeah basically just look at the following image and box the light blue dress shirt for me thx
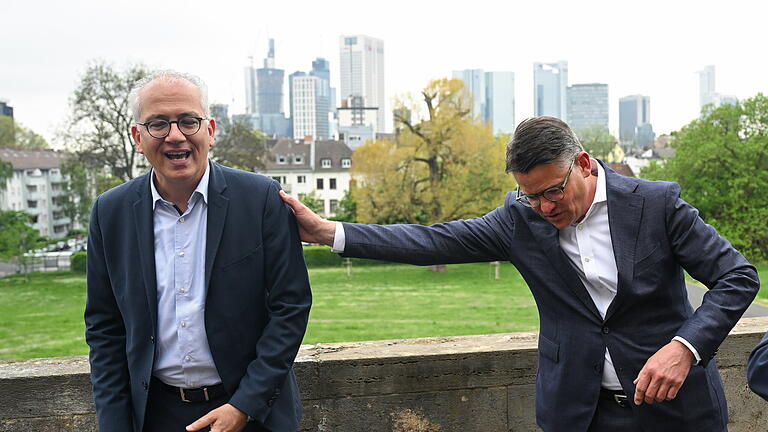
[150,164,222,388]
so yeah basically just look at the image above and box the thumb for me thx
[186,412,214,431]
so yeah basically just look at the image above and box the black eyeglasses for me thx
[137,116,207,139]
[515,159,576,208]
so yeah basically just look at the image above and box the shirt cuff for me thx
[673,336,701,365]
[331,222,346,253]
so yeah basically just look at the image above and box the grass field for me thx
[0,262,538,361]
[755,262,768,301]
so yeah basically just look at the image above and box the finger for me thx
[644,375,663,404]
[633,373,650,405]
[656,381,672,402]
[186,413,214,431]
[667,382,682,400]
[278,190,298,208]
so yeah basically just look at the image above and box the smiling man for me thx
[85,71,311,432]
[280,116,758,431]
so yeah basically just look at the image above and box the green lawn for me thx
[0,262,537,361]
[756,262,768,301]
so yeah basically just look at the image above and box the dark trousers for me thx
[587,390,643,432]
[144,378,270,432]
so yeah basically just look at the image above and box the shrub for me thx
[302,245,391,267]
[70,251,87,273]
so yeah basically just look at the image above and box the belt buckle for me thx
[614,394,629,408]
[179,387,191,403]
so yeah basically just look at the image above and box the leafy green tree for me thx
[352,78,515,225]
[60,156,124,228]
[298,191,324,215]
[576,125,621,161]
[330,186,358,223]
[0,210,46,279]
[210,116,267,171]
[62,61,150,181]
[0,117,49,149]
[642,94,768,262]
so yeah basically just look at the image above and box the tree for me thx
[0,210,46,279]
[60,156,124,229]
[62,61,150,181]
[298,191,324,215]
[576,125,621,161]
[0,117,49,149]
[352,78,515,226]
[641,94,768,262]
[210,116,267,171]
[330,186,358,223]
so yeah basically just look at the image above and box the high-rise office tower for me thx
[452,69,515,134]
[291,73,330,140]
[533,61,568,119]
[256,39,285,116]
[339,35,385,132]
[698,65,716,109]
[619,95,651,146]
[566,83,608,132]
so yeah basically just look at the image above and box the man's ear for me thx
[576,151,592,177]
[207,118,216,148]
[131,125,145,154]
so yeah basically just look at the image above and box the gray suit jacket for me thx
[341,161,758,431]
[85,162,312,431]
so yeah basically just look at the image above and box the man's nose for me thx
[165,122,186,141]
[539,199,557,214]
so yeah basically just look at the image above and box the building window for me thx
[294,155,304,164]
[30,215,38,223]
[27,200,38,208]
[50,169,60,175]
[26,185,38,193]
[321,158,331,168]
[330,199,338,214]
[277,155,287,164]
[316,178,324,190]
[54,224,67,233]
[297,175,306,184]
[329,178,337,190]
[341,158,352,168]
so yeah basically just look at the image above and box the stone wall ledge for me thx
[2,317,768,431]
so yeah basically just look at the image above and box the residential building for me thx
[259,138,352,216]
[340,35,385,132]
[0,149,71,239]
[533,61,568,118]
[566,83,608,132]
[452,69,516,134]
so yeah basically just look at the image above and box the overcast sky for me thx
[2,0,766,145]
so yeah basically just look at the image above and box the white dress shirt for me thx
[331,162,699,390]
[150,164,222,388]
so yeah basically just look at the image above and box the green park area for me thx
[0,261,539,361]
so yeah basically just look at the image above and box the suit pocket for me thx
[634,242,661,274]
[538,334,559,363]
[217,244,263,272]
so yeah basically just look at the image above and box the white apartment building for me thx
[0,149,72,239]
[259,138,352,217]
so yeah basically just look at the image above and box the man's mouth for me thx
[165,151,191,160]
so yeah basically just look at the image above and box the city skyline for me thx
[1,0,766,145]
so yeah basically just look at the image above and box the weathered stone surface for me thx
[1,318,767,431]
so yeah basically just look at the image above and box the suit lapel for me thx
[205,162,229,293]
[526,213,603,323]
[132,173,158,329]
[603,166,644,321]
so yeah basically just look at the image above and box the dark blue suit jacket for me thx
[747,333,768,400]
[85,161,312,431]
[341,161,758,431]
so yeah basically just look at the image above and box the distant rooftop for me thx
[0,148,69,170]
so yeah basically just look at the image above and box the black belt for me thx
[153,377,227,403]
[600,388,630,408]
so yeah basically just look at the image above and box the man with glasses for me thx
[279,116,758,431]
[85,70,312,432]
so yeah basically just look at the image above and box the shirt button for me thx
[584,257,590,263]
[185,355,191,362]
[179,251,185,257]
[179,288,185,293]
[181,322,187,328]
[577,224,584,231]
[179,217,185,223]
[602,326,610,334]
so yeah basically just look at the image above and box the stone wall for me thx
[2,317,768,431]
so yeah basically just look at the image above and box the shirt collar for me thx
[150,161,210,210]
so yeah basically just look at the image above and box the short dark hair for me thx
[505,116,583,173]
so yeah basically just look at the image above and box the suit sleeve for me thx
[84,197,134,431]
[748,332,768,400]
[667,183,760,365]
[341,200,514,265]
[228,182,312,423]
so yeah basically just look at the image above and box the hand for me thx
[279,190,337,246]
[633,340,694,405]
[186,403,247,432]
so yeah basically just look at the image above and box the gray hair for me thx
[505,116,583,173]
[129,70,209,122]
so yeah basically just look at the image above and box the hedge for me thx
[70,251,87,273]
[302,246,391,267]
